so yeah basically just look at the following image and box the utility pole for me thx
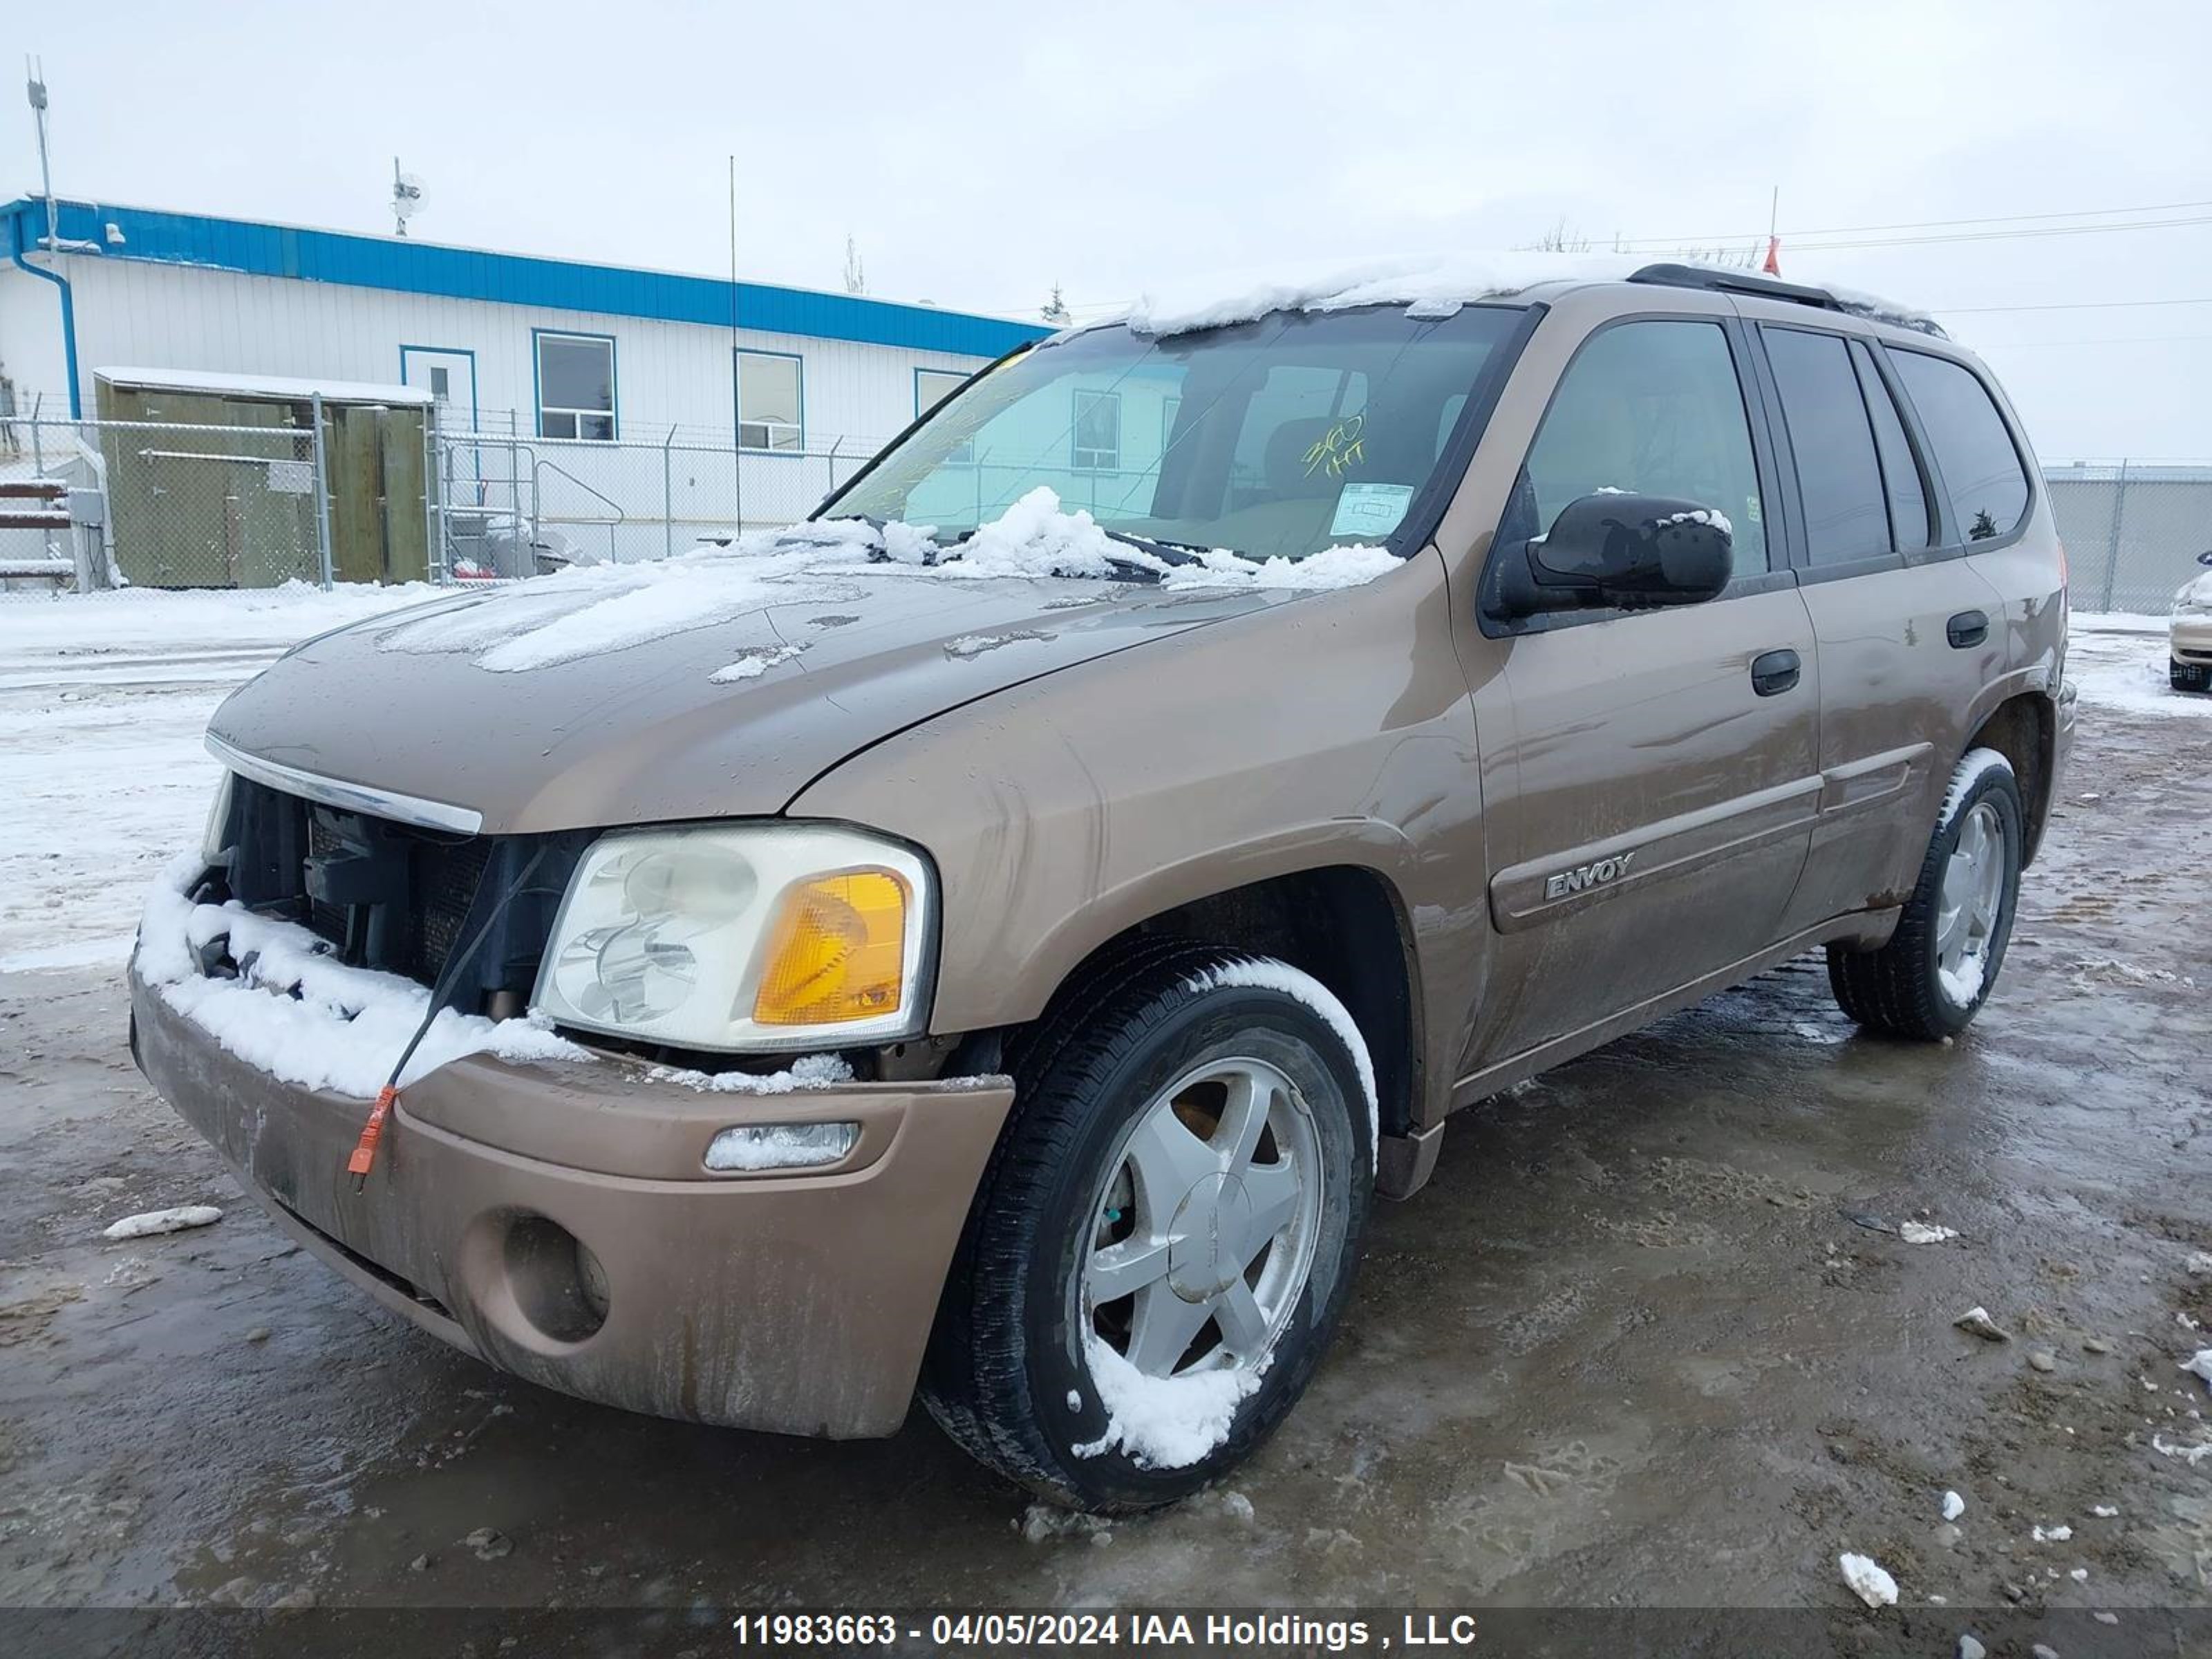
[27,57,57,254]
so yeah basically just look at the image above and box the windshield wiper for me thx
[1100,527,1208,565]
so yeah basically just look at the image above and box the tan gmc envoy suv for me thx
[132,262,2074,1511]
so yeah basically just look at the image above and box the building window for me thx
[536,331,615,440]
[916,368,973,463]
[1071,388,1121,471]
[916,368,966,417]
[738,350,803,451]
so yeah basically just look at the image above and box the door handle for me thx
[1751,648,1801,697]
[1947,610,1989,649]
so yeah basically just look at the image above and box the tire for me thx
[1827,747,2025,1040]
[921,939,1375,1512]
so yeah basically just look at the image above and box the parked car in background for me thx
[2170,550,2212,692]
[131,259,2072,1512]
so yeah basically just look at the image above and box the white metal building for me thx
[0,196,1045,451]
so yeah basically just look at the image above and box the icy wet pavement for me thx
[1,618,2209,1652]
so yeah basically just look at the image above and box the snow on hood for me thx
[1059,251,1938,340]
[373,488,1398,674]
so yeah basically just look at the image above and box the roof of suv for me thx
[1078,255,1948,346]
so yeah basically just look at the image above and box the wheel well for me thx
[1058,868,1421,1141]
[1966,693,2055,863]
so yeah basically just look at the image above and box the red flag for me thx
[1763,236,1782,276]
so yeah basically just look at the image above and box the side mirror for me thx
[1492,492,1734,619]
[2197,550,2212,568]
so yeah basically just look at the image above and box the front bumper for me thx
[129,968,1012,1438]
[2171,615,2212,665]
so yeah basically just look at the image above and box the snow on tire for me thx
[1828,747,2025,1040]
[921,939,1374,1512]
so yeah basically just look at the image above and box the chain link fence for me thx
[428,426,886,579]
[2041,464,2212,615]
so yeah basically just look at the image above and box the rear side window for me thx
[1850,341,1932,550]
[1762,328,1889,565]
[1888,350,2030,541]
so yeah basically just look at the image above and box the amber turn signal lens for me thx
[752,870,908,1026]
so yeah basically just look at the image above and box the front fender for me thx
[786,552,1492,1117]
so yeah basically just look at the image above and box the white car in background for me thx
[2173,550,2212,693]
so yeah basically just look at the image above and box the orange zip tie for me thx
[347,1085,400,1188]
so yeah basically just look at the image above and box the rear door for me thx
[1463,313,1822,1067]
[1746,321,2006,932]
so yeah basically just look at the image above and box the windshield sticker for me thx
[1303,413,1367,480]
[1329,482,1416,539]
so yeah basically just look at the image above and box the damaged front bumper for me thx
[129,966,1011,1438]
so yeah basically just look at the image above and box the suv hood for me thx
[209,563,1293,833]
[2177,570,2212,611]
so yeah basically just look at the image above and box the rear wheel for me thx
[921,941,1374,1512]
[1828,748,2024,1040]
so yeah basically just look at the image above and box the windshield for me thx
[825,305,1529,563]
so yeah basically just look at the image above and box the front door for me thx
[400,346,476,429]
[1463,315,1823,1069]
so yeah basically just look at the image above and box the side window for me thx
[1849,340,1931,550]
[1516,319,1768,575]
[1888,349,2030,541]
[1761,327,1889,565]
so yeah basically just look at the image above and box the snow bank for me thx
[0,579,442,653]
[102,1205,223,1241]
[133,853,587,1097]
[1074,1331,1265,1470]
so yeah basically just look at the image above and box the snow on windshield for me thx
[371,489,1401,673]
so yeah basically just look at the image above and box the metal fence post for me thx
[663,424,676,561]
[309,392,335,590]
[2100,458,2127,612]
[424,420,440,583]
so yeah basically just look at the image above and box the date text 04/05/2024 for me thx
[729,1612,1485,1649]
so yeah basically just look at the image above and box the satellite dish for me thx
[391,160,426,236]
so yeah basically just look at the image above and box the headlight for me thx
[531,823,934,1053]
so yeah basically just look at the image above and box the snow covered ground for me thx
[0,584,437,973]
[0,592,2198,977]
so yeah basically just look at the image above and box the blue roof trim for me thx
[1,198,1048,360]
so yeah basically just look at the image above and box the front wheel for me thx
[1828,747,2025,1039]
[921,941,1375,1512]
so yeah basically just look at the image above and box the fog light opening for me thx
[501,1215,610,1343]
[704,1121,860,1172]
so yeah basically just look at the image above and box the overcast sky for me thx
[13,0,2210,458]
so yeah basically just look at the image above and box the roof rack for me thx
[1626,261,1949,339]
